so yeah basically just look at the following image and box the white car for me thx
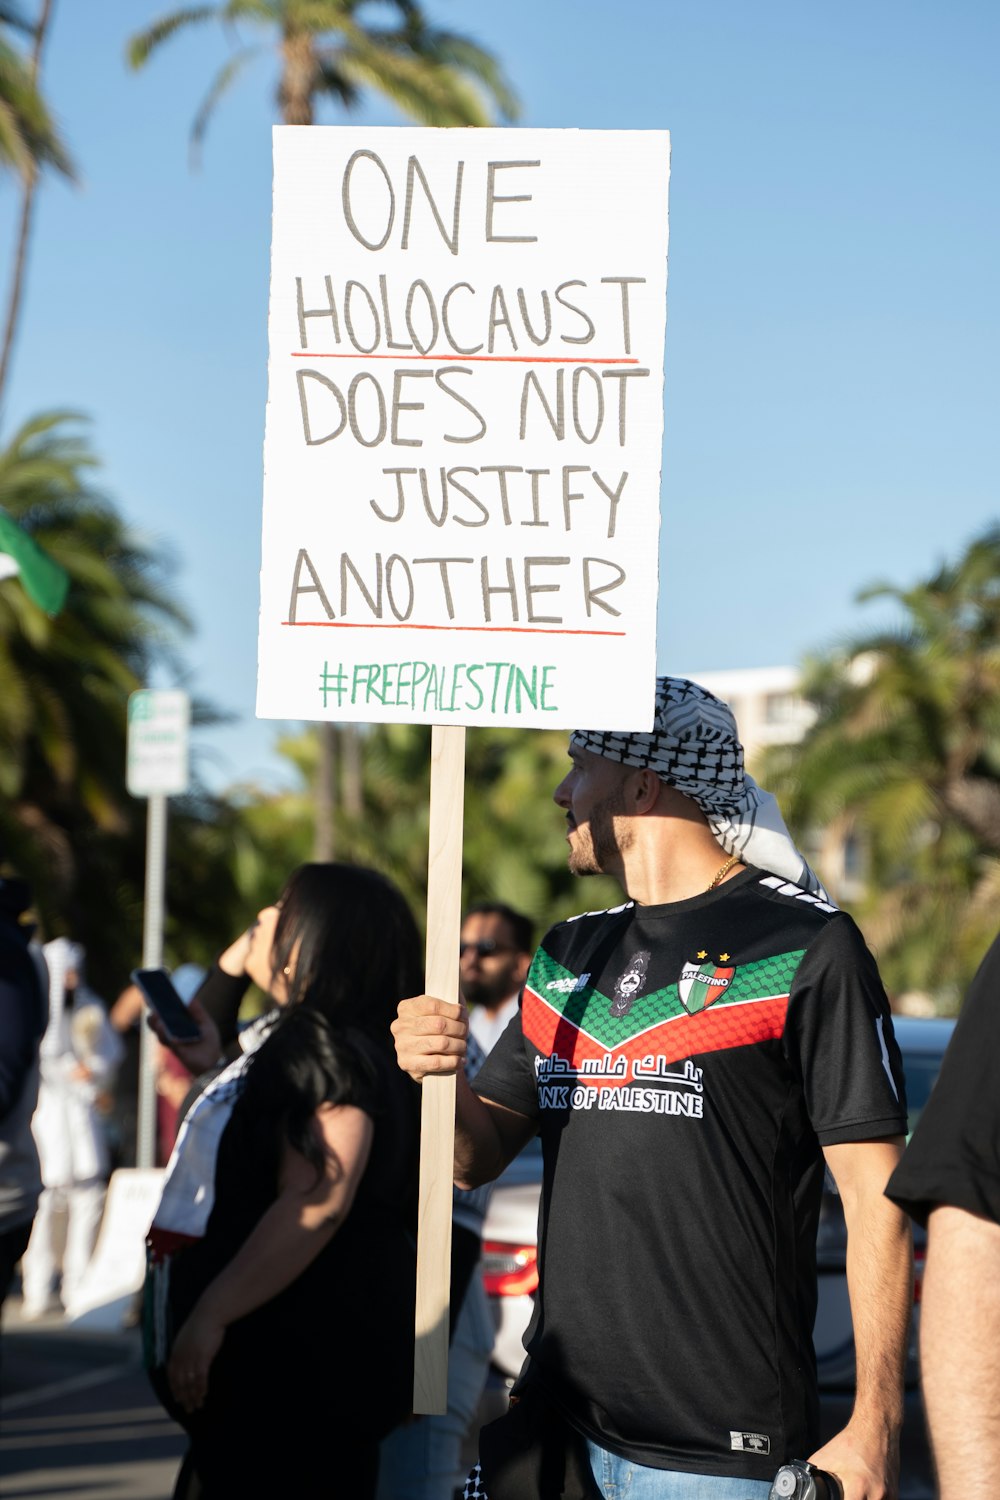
[479,1136,543,1383]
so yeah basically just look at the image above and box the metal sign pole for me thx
[127,687,189,1171]
[136,791,167,1170]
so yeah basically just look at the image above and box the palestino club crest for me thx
[678,951,736,1014]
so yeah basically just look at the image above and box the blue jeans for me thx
[377,1274,495,1500]
[587,1441,774,1500]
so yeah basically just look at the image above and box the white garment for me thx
[32,1009,121,1184]
[151,1011,275,1242]
[468,992,520,1056]
[32,939,122,1186]
[20,1181,105,1315]
[21,939,123,1315]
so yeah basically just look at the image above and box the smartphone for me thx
[131,967,202,1042]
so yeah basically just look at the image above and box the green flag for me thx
[0,509,69,615]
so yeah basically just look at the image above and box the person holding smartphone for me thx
[145,864,422,1500]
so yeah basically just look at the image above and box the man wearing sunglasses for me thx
[460,905,534,1056]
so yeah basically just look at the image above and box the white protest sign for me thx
[66,1168,164,1330]
[257,127,669,732]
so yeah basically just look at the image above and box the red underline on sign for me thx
[290,352,639,365]
[281,620,626,637]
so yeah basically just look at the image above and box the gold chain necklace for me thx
[707,855,741,891]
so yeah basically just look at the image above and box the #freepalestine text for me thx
[282,152,654,631]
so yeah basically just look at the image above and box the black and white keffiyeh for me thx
[570,676,828,900]
[462,1463,487,1499]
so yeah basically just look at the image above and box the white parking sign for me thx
[126,690,190,798]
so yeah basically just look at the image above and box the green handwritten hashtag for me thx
[319,661,347,708]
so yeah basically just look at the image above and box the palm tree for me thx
[128,0,518,855]
[0,412,187,900]
[0,410,276,993]
[0,411,261,991]
[233,720,620,930]
[0,2,76,404]
[764,526,1000,1001]
[127,0,519,152]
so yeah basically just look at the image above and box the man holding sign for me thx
[257,117,672,1416]
[394,677,911,1500]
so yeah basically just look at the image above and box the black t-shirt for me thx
[473,867,907,1477]
[887,932,1000,1228]
[167,1022,419,1441]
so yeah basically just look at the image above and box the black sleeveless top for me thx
[168,1020,419,1439]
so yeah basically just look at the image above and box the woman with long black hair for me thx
[146,864,423,1499]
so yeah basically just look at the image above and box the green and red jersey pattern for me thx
[522,944,805,1080]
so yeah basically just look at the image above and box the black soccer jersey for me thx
[473,867,907,1477]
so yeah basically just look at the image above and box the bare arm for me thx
[167,1102,372,1412]
[810,1137,912,1500]
[392,994,536,1189]
[453,1068,536,1188]
[920,1205,1000,1500]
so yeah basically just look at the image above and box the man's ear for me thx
[630,767,662,815]
[513,951,532,988]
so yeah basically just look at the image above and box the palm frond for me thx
[0,34,74,179]
[132,0,517,156]
[220,0,280,20]
[126,7,221,70]
[0,4,33,32]
[332,42,493,127]
[768,523,1000,999]
[403,31,519,121]
[190,46,261,162]
[312,57,359,109]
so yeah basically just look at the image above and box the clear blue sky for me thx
[3,0,998,790]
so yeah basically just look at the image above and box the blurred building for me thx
[691,666,815,763]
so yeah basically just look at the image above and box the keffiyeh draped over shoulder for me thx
[145,1012,277,1367]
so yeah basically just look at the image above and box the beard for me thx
[567,786,632,875]
[461,970,513,1009]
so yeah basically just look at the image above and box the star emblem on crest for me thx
[677,952,737,1015]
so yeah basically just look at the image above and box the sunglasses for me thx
[460,939,514,958]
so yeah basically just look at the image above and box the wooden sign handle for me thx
[413,724,466,1413]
